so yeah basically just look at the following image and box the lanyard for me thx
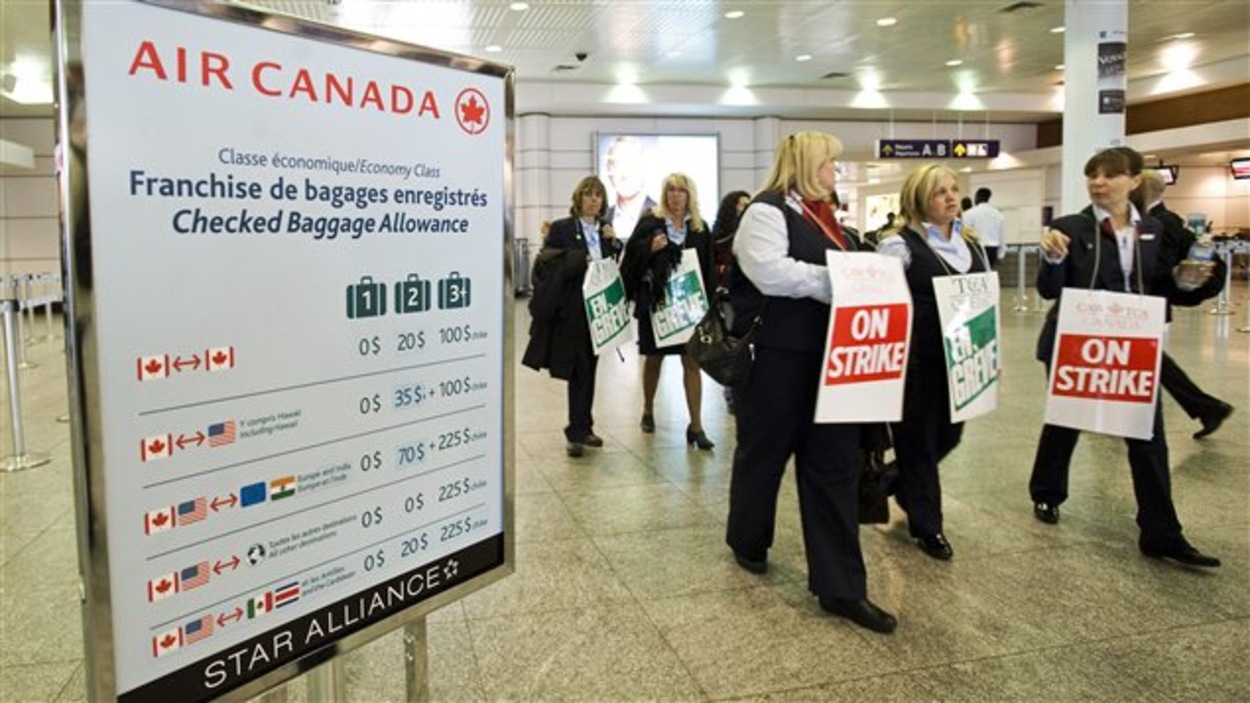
[797,198,846,250]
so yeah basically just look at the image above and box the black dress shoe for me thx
[916,533,953,560]
[566,442,584,458]
[1140,543,1221,568]
[733,552,767,574]
[1033,502,1060,525]
[583,433,604,448]
[640,413,656,433]
[819,597,897,634]
[1193,402,1233,439]
[686,425,715,450]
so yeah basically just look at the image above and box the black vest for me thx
[896,227,988,361]
[730,191,864,352]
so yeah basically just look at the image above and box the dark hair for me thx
[961,196,973,212]
[712,190,751,241]
[1083,146,1144,178]
[975,187,992,204]
[568,176,608,219]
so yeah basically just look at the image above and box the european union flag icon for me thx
[240,482,267,507]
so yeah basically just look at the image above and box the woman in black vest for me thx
[725,131,895,634]
[620,173,716,449]
[877,164,989,561]
[1028,147,1219,568]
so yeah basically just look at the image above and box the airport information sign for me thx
[64,2,512,700]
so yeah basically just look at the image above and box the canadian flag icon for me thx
[143,506,176,535]
[137,355,170,381]
[146,571,180,602]
[205,346,235,372]
[141,434,174,462]
[151,626,183,658]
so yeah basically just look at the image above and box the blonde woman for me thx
[725,132,896,634]
[620,172,716,449]
[877,164,990,561]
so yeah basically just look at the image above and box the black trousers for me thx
[985,245,1000,269]
[1029,390,1184,549]
[890,356,963,537]
[726,347,866,600]
[564,347,599,442]
[1161,351,1224,420]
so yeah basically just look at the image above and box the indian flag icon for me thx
[269,475,296,500]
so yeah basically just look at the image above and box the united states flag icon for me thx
[208,421,236,447]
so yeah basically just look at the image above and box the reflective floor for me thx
[2,287,1248,702]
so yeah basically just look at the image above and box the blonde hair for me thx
[653,172,705,232]
[759,131,844,201]
[1136,169,1167,208]
[894,164,961,233]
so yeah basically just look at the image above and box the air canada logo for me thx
[455,88,490,135]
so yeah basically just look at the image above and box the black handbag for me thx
[685,291,761,387]
[857,424,896,524]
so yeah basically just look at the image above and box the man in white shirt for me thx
[962,187,1005,267]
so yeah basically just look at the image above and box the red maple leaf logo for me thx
[156,578,172,594]
[145,359,164,374]
[460,96,485,125]
[149,439,166,454]
[211,350,229,366]
[160,634,177,649]
[152,512,169,527]
[454,88,489,135]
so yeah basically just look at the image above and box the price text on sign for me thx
[1050,334,1158,403]
[824,304,910,385]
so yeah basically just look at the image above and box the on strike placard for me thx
[814,251,912,423]
[1043,288,1165,439]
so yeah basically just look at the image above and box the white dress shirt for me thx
[962,202,1005,248]
[732,192,833,304]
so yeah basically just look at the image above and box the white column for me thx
[752,117,781,186]
[1061,0,1128,213]
[516,114,551,243]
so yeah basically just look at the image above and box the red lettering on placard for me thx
[1051,333,1158,402]
[824,304,910,385]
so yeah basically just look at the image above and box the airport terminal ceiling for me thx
[2,1,1247,167]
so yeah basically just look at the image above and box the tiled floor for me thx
[1,288,1248,702]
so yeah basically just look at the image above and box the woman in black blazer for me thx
[1029,147,1219,568]
[620,172,716,449]
[522,176,623,457]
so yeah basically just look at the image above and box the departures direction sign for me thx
[875,139,1001,159]
[61,1,513,701]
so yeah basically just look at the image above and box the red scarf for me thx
[800,198,847,249]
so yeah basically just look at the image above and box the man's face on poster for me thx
[606,141,645,201]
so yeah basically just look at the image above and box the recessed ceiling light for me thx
[1055,64,1065,70]
[945,59,963,67]
[876,17,898,27]
[1050,26,1065,33]
[796,54,813,62]
[485,45,502,53]
[1169,32,1195,40]
[959,167,973,173]
[509,2,529,11]
[725,10,745,19]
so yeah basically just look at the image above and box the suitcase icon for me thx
[346,276,386,319]
[438,272,471,309]
[395,273,432,315]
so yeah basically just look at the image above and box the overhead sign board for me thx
[875,139,1002,159]
[875,139,951,159]
[57,1,514,701]
[951,140,1001,159]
